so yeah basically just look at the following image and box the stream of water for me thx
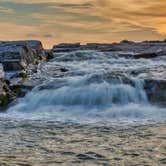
[1,51,166,124]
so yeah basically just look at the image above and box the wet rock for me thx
[0,66,11,108]
[59,151,75,156]
[53,43,121,53]
[52,40,166,54]
[9,85,27,97]
[76,152,107,161]
[0,40,45,72]
[86,72,133,85]
[135,52,158,59]
[0,79,14,109]
[82,43,121,52]
[2,59,27,71]
[53,43,81,52]
[55,43,81,48]
[0,92,9,108]
[45,49,54,60]
[144,79,166,106]
[159,158,166,164]
[123,151,140,157]
[60,68,69,72]
[0,40,46,109]
[134,51,166,59]
[0,63,4,78]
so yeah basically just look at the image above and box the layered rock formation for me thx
[0,40,166,109]
[0,64,13,108]
[52,41,166,107]
[0,40,45,72]
[0,40,46,109]
[145,79,166,106]
[52,41,166,55]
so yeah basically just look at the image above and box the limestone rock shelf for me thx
[52,41,166,56]
[0,40,166,109]
[0,40,46,109]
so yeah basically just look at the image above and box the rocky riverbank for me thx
[52,41,166,107]
[0,40,51,109]
[0,40,166,109]
[0,40,166,166]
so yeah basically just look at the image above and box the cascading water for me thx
[3,51,166,124]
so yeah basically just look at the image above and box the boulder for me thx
[52,43,121,53]
[144,79,166,106]
[45,49,54,60]
[53,43,81,52]
[0,40,46,109]
[0,40,45,72]
[134,51,166,59]
[82,43,121,52]
[52,41,166,55]
[0,80,8,108]
[0,65,13,108]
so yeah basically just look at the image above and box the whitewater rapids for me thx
[2,51,166,124]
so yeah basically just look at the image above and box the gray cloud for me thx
[0,0,165,48]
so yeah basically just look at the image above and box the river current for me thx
[1,51,166,124]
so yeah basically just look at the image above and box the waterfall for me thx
[4,51,166,123]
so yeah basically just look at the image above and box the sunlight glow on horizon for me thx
[0,0,166,48]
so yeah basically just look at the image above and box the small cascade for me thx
[4,50,166,123]
[12,78,147,110]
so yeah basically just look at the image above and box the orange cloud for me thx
[0,0,165,48]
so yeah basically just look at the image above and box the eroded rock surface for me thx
[0,40,45,72]
[52,41,166,55]
[0,40,46,109]
[52,42,166,107]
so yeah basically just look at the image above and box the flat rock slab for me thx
[0,40,45,72]
[53,42,166,55]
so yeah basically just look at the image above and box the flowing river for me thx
[1,50,165,124]
[0,51,166,165]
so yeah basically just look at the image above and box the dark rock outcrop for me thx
[52,43,121,53]
[144,79,166,106]
[0,79,14,109]
[0,40,46,109]
[52,42,166,55]
[134,51,166,59]
[45,49,54,60]
[53,43,81,52]
[0,40,45,72]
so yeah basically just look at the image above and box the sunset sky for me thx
[0,0,166,48]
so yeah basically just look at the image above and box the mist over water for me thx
[3,51,166,124]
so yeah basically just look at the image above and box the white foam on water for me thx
[1,51,166,124]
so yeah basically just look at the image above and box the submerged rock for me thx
[134,51,166,59]
[0,80,8,107]
[144,79,166,106]
[53,43,81,52]
[0,65,9,108]
[45,49,54,60]
[0,79,14,109]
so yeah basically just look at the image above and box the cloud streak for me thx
[0,0,165,48]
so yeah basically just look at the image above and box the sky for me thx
[0,0,166,48]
